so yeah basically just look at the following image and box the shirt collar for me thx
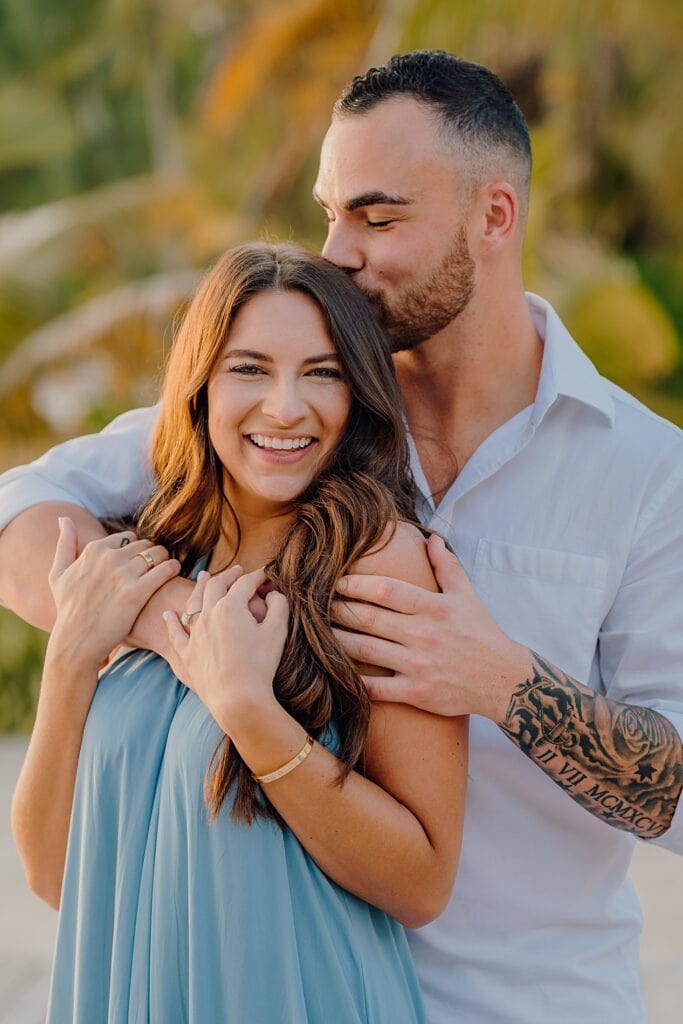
[527,292,615,429]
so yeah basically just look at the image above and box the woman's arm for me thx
[11,520,180,907]
[229,688,467,927]
[11,643,100,910]
[168,522,468,927]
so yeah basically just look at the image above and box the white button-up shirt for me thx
[1,294,682,1023]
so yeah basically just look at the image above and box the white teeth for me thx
[248,434,313,450]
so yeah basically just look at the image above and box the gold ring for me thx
[136,550,156,572]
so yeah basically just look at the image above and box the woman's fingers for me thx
[179,569,211,632]
[221,568,270,609]
[136,558,181,601]
[128,543,172,576]
[162,609,190,656]
[201,565,245,608]
[49,517,79,582]
[101,530,139,548]
[263,589,289,640]
[187,570,210,612]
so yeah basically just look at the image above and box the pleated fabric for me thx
[46,647,426,1024]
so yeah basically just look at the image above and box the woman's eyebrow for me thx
[226,349,272,361]
[226,349,340,365]
[301,354,341,365]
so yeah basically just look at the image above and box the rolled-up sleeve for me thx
[0,405,159,531]
[599,449,683,854]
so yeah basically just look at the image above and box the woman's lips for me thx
[244,436,319,463]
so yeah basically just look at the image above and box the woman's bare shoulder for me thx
[350,520,439,594]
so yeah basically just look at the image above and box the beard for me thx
[360,227,476,353]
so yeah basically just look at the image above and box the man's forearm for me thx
[0,503,106,630]
[500,652,683,839]
[126,574,194,661]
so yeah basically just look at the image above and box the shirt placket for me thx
[409,405,537,538]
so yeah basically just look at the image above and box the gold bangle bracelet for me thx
[252,735,314,785]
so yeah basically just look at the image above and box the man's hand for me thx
[331,533,531,721]
[332,534,683,839]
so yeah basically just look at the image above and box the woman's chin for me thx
[236,482,310,514]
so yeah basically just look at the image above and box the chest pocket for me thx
[472,538,608,680]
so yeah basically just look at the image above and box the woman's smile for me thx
[244,432,319,463]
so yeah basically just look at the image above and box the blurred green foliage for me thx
[1,0,682,730]
[0,610,47,731]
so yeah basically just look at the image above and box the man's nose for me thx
[321,222,364,272]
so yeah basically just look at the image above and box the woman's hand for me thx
[162,566,289,732]
[47,516,181,673]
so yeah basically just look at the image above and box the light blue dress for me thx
[46,644,427,1023]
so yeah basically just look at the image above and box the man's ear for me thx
[481,180,519,248]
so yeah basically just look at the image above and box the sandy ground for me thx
[1,733,681,1023]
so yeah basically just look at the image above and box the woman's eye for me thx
[307,367,343,379]
[229,363,264,375]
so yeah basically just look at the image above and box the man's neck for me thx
[394,286,543,503]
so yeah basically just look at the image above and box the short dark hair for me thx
[334,50,531,189]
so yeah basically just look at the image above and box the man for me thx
[1,51,682,1023]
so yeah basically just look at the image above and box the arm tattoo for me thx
[501,653,683,839]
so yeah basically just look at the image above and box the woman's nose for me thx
[261,380,307,424]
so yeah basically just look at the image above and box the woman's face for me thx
[207,288,352,517]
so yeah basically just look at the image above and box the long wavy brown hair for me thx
[136,242,422,825]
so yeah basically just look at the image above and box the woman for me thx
[12,242,468,1023]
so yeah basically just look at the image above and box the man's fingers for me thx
[360,674,413,705]
[335,573,431,614]
[332,626,405,673]
[427,533,468,593]
[330,597,406,642]
[49,517,79,579]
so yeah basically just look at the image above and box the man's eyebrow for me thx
[345,191,413,212]
[311,189,413,212]
[226,349,340,365]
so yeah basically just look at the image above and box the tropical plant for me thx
[1,0,681,730]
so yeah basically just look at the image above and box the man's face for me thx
[314,97,476,352]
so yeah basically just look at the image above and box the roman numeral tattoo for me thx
[501,653,683,839]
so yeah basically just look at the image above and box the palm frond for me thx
[0,270,201,398]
